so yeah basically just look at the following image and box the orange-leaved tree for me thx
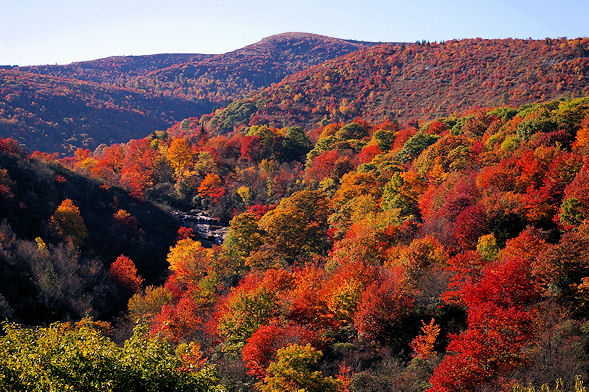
[110,254,143,294]
[198,173,225,203]
[49,199,88,245]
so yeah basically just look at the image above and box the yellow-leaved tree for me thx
[49,199,87,246]
[167,138,194,176]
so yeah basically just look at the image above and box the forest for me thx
[1,94,589,391]
[2,37,587,156]
[1,33,376,154]
[202,38,589,134]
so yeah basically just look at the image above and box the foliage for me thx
[202,38,589,133]
[513,376,587,392]
[49,199,88,245]
[4,78,589,391]
[259,344,339,392]
[110,254,143,294]
[0,320,225,391]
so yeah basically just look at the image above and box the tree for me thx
[477,233,499,261]
[240,135,264,162]
[332,172,381,211]
[216,269,292,353]
[0,321,224,392]
[304,149,353,184]
[410,319,441,360]
[222,212,264,268]
[398,236,447,281]
[198,173,225,204]
[49,199,87,246]
[242,323,315,378]
[128,286,173,322]
[428,304,535,392]
[397,132,439,163]
[381,171,425,218]
[167,238,213,285]
[150,296,203,342]
[110,255,143,294]
[167,138,194,176]
[354,270,414,344]
[259,190,329,258]
[355,143,381,165]
[280,127,313,162]
[119,139,157,199]
[452,203,489,249]
[259,344,339,392]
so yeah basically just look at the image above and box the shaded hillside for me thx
[201,37,589,134]
[0,69,212,153]
[129,32,388,102]
[20,53,213,84]
[0,141,179,324]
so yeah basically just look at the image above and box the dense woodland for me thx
[1,33,377,154]
[1,33,589,391]
[202,38,589,134]
[0,69,212,153]
[1,96,589,391]
[20,53,214,84]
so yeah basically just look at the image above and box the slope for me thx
[201,37,589,134]
[0,140,179,324]
[0,69,211,153]
[1,33,384,154]
[19,53,214,84]
[130,32,389,102]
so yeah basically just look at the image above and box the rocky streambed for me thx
[170,209,228,246]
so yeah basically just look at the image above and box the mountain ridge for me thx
[1,32,383,153]
[199,37,589,134]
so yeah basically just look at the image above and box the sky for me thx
[1,0,587,66]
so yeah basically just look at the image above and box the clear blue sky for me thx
[1,0,587,66]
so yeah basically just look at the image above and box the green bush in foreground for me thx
[0,319,225,392]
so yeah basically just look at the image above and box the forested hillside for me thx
[0,139,179,326]
[2,30,589,392]
[20,53,214,84]
[1,33,382,154]
[18,96,586,391]
[202,38,589,134]
[129,33,387,102]
[0,69,210,153]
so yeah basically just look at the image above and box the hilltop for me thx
[20,53,214,84]
[129,32,389,102]
[1,33,382,153]
[201,37,589,133]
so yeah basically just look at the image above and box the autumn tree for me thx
[240,135,264,163]
[167,238,213,285]
[428,304,535,392]
[110,254,143,294]
[411,319,441,360]
[222,212,264,269]
[259,344,339,392]
[242,323,315,378]
[49,199,88,245]
[167,138,194,176]
[128,286,173,322]
[198,173,225,204]
[0,321,224,391]
[216,269,292,353]
[354,270,414,344]
[259,190,329,259]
